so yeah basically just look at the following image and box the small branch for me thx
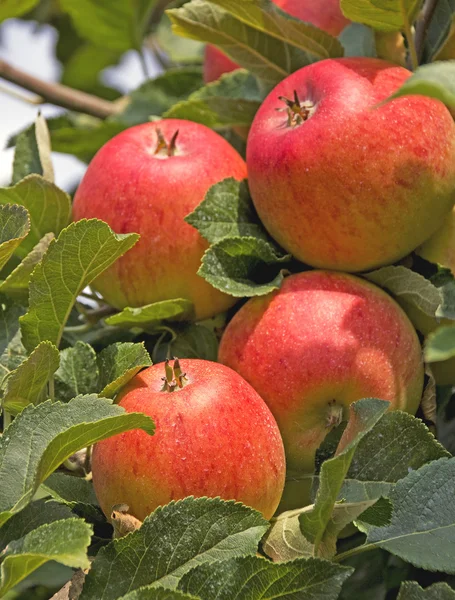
[0,59,120,119]
[400,0,419,70]
[415,0,439,62]
[138,48,151,79]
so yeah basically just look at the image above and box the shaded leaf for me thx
[2,340,59,415]
[12,114,54,184]
[20,219,139,352]
[80,497,269,599]
[0,518,92,596]
[0,0,39,20]
[0,175,71,256]
[42,472,99,507]
[165,324,218,362]
[424,0,455,61]
[0,233,54,302]
[165,70,263,128]
[199,236,290,297]
[106,299,194,332]
[97,342,152,398]
[425,324,455,362]
[0,204,30,271]
[339,23,377,57]
[55,341,99,402]
[367,457,455,573]
[0,395,154,526]
[178,555,353,600]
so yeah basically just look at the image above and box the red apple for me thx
[219,271,424,505]
[203,0,350,84]
[91,359,286,521]
[72,120,247,320]
[246,58,455,272]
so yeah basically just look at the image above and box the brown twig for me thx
[0,59,120,119]
[415,0,440,63]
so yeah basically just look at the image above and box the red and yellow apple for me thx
[203,0,350,84]
[72,119,246,320]
[246,58,455,272]
[91,359,286,521]
[219,271,424,507]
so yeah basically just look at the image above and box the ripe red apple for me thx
[203,0,350,84]
[91,359,286,521]
[219,271,424,506]
[246,58,455,272]
[72,120,246,320]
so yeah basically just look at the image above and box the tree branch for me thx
[0,59,120,119]
[415,0,439,63]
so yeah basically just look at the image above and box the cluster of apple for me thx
[72,0,455,522]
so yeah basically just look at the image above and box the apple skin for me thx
[91,360,286,521]
[218,271,424,506]
[203,0,350,84]
[246,58,455,272]
[72,120,246,320]
[417,206,455,276]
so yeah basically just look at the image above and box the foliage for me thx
[0,0,454,598]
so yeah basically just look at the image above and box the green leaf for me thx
[0,518,92,596]
[60,0,156,52]
[364,266,442,321]
[438,280,455,320]
[424,1,455,61]
[165,70,263,128]
[118,68,204,127]
[119,589,198,600]
[185,178,268,245]
[0,498,73,552]
[0,297,24,358]
[347,411,449,482]
[48,115,126,163]
[20,219,139,352]
[55,341,99,402]
[0,233,54,302]
[367,457,455,573]
[80,497,269,599]
[208,0,344,58]
[0,204,30,271]
[0,175,71,256]
[299,399,390,558]
[12,114,54,184]
[97,342,152,398]
[165,324,219,362]
[339,23,377,57]
[340,0,422,32]
[105,299,194,332]
[199,236,289,297]
[0,0,39,21]
[386,61,455,114]
[425,324,455,362]
[398,582,455,599]
[42,472,99,507]
[178,555,353,600]
[0,395,155,526]
[2,340,60,415]
[167,0,307,84]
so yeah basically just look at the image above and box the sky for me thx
[0,18,161,190]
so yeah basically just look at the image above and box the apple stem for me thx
[154,128,179,157]
[326,401,344,428]
[278,90,314,128]
[160,357,187,392]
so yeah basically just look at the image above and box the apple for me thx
[72,119,247,320]
[91,359,286,521]
[203,0,350,84]
[219,271,424,507]
[246,57,455,272]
